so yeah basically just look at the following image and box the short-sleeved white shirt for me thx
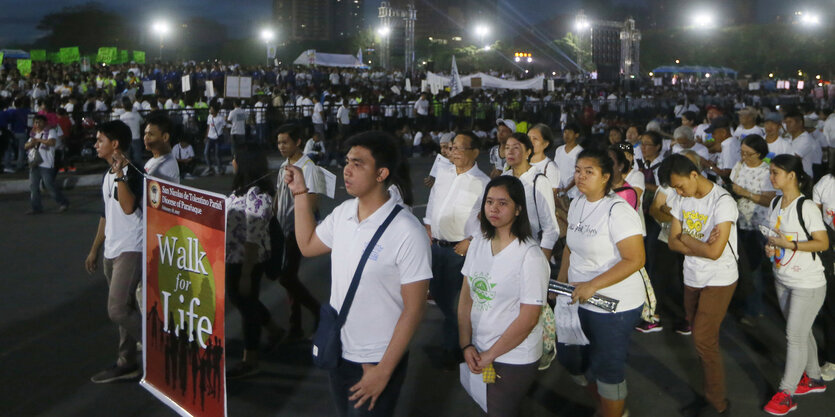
[207,115,225,139]
[733,125,766,142]
[102,168,143,259]
[312,102,324,124]
[730,161,773,230]
[531,158,561,190]
[672,184,739,288]
[813,174,835,229]
[767,137,793,156]
[315,197,433,363]
[789,132,817,177]
[144,153,180,183]
[227,108,246,135]
[119,110,143,140]
[276,155,325,234]
[172,143,195,160]
[768,196,827,288]
[566,195,646,313]
[428,154,454,178]
[462,236,549,365]
[553,144,583,191]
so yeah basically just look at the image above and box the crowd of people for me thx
[10,57,829,416]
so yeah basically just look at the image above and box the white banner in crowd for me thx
[143,80,156,96]
[748,82,760,91]
[182,75,191,93]
[426,71,545,91]
[224,76,252,98]
[450,56,463,97]
[405,78,412,93]
[205,81,215,98]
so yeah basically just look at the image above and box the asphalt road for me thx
[1,153,833,417]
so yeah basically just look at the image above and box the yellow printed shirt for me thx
[671,184,739,288]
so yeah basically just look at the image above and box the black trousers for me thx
[328,353,409,417]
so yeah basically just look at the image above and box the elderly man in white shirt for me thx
[424,131,490,368]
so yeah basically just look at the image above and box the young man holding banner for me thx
[284,131,431,415]
[85,120,145,383]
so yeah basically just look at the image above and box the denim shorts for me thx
[557,305,642,385]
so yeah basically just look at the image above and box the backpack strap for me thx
[796,196,819,261]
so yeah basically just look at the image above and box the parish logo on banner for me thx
[142,178,227,417]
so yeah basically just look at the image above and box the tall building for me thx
[273,0,365,41]
[273,0,332,41]
[333,0,364,38]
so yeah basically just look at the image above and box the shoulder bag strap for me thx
[337,204,404,327]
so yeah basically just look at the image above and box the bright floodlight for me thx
[152,21,170,35]
[483,45,491,51]
[261,29,274,42]
[692,12,715,29]
[575,19,590,31]
[377,26,391,37]
[475,25,489,38]
[527,57,533,63]
[800,12,821,26]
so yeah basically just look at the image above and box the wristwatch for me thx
[114,176,127,183]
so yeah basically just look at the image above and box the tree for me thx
[553,33,594,72]
[34,2,136,52]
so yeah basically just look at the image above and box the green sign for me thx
[0,52,5,63]
[119,50,129,64]
[133,50,146,64]
[30,50,46,61]
[97,47,117,64]
[17,59,32,77]
[48,52,60,63]
[59,47,80,63]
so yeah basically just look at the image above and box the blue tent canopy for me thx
[1,49,31,60]
[651,65,737,76]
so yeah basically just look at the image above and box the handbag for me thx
[538,303,557,370]
[28,145,43,169]
[312,204,403,369]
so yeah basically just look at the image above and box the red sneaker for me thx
[795,373,826,396]
[763,391,796,416]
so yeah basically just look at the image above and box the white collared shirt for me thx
[316,197,432,363]
[424,164,490,242]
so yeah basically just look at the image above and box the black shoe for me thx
[90,363,141,384]
[226,361,259,379]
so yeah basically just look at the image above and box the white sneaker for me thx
[821,362,835,382]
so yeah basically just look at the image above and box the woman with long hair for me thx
[225,144,284,378]
[458,175,549,416]
[762,155,830,415]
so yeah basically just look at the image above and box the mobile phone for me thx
[758,224,778,238]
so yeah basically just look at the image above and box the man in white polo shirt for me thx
[423,131,490,367]
[285,131,432,415]
[227,100,247,156]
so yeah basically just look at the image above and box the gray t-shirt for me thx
[144,153,180,183]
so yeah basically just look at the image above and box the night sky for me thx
[0,0,816,45]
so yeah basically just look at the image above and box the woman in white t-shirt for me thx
[528,124,561,192]
[225,147,284,378]
[729,134,776,323]
[813,169,835,381]
[662,153,738,415]
[761,155,830,415]
[556,149,646,417]
[458,175,549,416]
[502,132,559,259]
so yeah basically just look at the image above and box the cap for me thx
[737,106,760,118]
[705,116,731,133]
[496,118,517,133]
[763,112,783,124]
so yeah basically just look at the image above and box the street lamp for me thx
[474,24,490,48]
[798,11,821,26]
[692,11,715,29]
[260,28,275,66]
[377,26,391,37]
[151,20,170,60]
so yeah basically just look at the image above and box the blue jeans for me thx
[4,132,26,170]
[557,306,642,400]
[29,166,68,212]
[429,243,466,352]
[203,139,221,171]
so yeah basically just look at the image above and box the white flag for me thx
[450,55,462,97]
[357,48,363,66]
